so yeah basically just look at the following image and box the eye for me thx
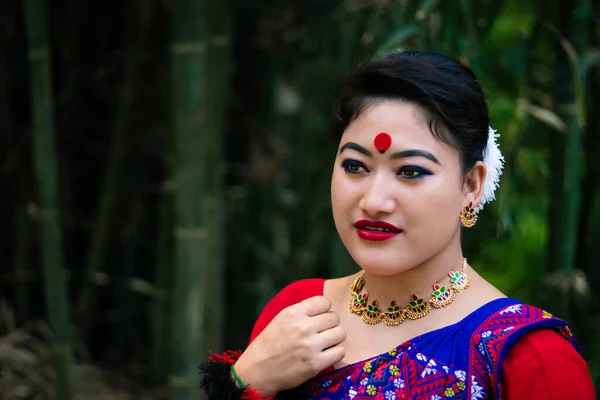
[398,166,431,179]
[341,159,369,174]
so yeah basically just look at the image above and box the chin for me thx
[348,249,414,276]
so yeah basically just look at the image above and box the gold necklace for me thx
[349,258,470,326]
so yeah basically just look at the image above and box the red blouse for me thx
[249,279,595,400]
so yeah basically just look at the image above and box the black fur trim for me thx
[199,359,245,400]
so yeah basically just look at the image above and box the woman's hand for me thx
[234,296,346,397]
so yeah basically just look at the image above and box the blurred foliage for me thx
[1,0,600,398]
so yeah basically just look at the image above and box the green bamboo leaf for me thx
[374,25,418,56]
[518,99,567,133]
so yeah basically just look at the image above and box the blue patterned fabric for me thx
[280,298,578,400]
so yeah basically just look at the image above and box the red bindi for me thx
[374,132,392,153]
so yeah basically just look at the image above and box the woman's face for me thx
[331,100,477,276]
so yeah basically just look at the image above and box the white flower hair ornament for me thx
[475,127,505,213]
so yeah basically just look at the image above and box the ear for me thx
[462,161,486,207]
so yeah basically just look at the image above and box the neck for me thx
[359,244,465,306]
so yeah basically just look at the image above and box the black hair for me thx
[333,50,489,172]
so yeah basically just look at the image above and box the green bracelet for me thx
[230,364,248,389]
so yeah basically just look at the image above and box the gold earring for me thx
[460,202,477,227]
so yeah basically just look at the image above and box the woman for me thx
[199,51,595,399]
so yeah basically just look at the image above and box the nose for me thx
[358,171,397,217]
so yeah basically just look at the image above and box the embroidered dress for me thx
[240,279,593,400]
[278,298,579,400]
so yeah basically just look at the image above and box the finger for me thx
[310,311,340,333]
[316,326,347,350]
[297,296,332,317]
[312,345,345,373]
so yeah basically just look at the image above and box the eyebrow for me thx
[338,141,441,165]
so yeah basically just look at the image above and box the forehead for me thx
[341,101,444,151]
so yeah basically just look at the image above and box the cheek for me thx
[406,177,463,227]
[331,169,362,230]
[331,169,349,215]
[330,168,339,199]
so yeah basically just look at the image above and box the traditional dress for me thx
[247,279,595,400]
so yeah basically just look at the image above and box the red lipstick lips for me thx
[354,219,402,241]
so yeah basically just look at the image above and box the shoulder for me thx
[248,278,325,344]
[501,329,595,399]
[471,302,576,346]
[468,301,592,399]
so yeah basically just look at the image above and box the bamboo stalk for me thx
[230,0,278,320]
[572,64,600,361]
[546,0,587,319]
[76,63,135,330]
[0,7,32,324]
[168,1,213,398]
[151,188,174,382]
[202,0,232,358]
[548,3,586,271]
[22,0,73,398]
[76,0,161,335]
[14,179,33,324]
